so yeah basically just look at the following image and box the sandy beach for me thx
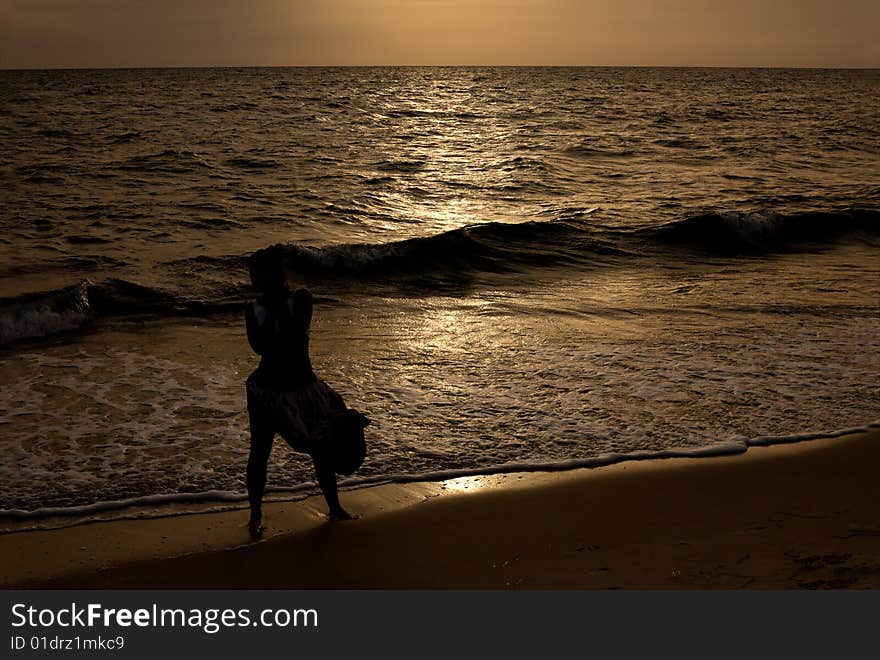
[3,427,879,589]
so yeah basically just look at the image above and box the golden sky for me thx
[2,0,878,68]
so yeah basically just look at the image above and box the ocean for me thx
[1,67,878,525]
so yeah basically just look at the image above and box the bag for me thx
[329,409,371,475]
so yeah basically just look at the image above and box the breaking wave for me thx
[648,208,879,254]
[0,281,92,346]
[3,207,875,346]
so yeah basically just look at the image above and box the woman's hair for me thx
[247,244,288,292]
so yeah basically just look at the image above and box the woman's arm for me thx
[291,287,314,331]
[245,301,269,355]
[247,290,310,355]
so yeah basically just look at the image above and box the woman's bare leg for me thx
[246,401,275,536]
[313,454,356,520]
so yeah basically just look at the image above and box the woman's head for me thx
[247,244,289,294]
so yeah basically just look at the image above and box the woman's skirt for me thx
[245,371,346,456]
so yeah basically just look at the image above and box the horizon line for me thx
[3,63,879,72]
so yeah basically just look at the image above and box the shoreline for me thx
[4,420,877,531]
[3,426,880,588]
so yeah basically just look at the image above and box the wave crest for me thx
[284,217,606,278]
[650,208,879,254]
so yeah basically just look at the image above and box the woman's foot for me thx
[327,507,358,521]
[247,518,265,538]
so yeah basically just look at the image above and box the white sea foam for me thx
[2,269,879,525]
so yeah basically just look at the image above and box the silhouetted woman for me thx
[244,244,355,538]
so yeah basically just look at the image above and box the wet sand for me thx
[3,428,880,589]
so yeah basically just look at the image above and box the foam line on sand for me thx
[3,428,880,589]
